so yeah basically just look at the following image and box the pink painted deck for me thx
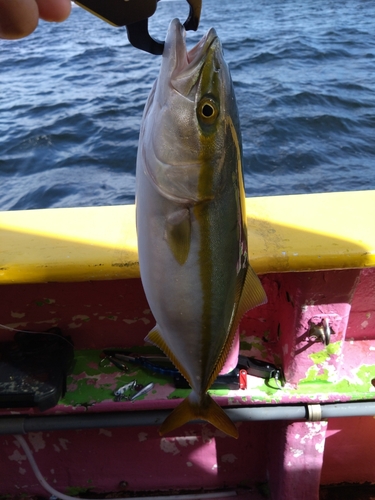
[1,267,375,499]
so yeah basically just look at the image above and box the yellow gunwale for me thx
[1,190,374,284]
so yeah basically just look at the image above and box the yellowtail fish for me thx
[135,19,267,438]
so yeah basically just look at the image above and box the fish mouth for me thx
[186,26,218,65]
[165,19,219,95]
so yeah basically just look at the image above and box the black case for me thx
[0,328,74,412]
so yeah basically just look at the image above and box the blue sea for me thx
[1,0,375,210]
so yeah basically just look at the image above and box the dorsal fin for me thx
[205,264,267,390]
[234,264,267,322]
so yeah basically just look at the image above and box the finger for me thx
[36,0,71,22]
[0,0,39,39]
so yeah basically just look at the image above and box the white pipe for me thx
[15,435,236,500]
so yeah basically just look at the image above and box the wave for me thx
[1,0,375,208]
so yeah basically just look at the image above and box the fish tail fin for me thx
[159,392,238,439]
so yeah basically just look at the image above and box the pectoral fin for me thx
[165,208,191,265]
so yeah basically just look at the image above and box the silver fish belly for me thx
[135,19,267,438]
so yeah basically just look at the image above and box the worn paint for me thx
[268,421,328,500]
[98,429,112,437]
[7,449,26,463]
[160,438,180,455]
[138,432,148,442]
[10,312,25,318]
[58,439,70,451]
[221,454,238,464]
[1,335,375,414]
[1,259,375,497]
[28,433,46,452]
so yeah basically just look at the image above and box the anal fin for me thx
[146,326,191,385]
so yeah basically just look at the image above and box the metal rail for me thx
[1,401,374,435]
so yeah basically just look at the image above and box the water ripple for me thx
[1,0,375,208]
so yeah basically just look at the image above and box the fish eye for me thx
[197,97,219,125]
[202,103,214,117]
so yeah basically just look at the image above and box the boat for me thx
[1,190,375,500]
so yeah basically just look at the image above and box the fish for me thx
[135,18,267,438]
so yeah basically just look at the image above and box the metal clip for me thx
[308,318,331,346]
[306,404,322,422]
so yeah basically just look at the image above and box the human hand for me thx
[0,0,71,40]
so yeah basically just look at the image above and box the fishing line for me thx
[0,323,73,347]
[15,434,236,500]
[0,322,45,334]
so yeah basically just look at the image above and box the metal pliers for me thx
[74,0,202,55]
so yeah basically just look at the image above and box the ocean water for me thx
[1,0,375,210]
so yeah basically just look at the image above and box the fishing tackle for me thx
[238,355,285,389]
[100,354,128,372]
[74,0,202,55]
[113,380,137,401]
[120,353,176,374]
[104,349,285,390]
[113,380,154,402]
[129,382,155,401]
